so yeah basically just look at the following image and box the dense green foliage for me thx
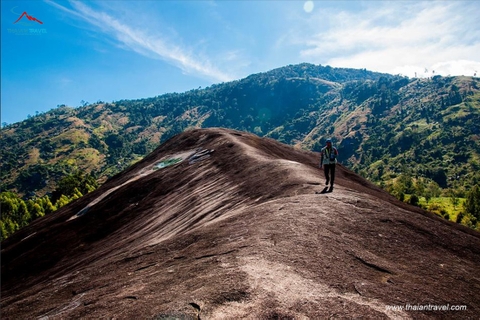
[1,63,479,234]
[0,172,97,240]
[464,185,480,221]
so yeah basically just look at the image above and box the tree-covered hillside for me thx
[1,64,392,195]
[1,63,479,232]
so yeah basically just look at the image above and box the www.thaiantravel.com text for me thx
[386,304,467,312]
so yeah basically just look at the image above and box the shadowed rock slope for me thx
[1,128,479,319]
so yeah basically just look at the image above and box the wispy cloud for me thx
[296,1,480,77]
[45,0,233,82]
[57,76,73,87]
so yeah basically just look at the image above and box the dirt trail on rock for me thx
[2,128,479,319]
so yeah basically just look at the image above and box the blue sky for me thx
[2,0,479,125]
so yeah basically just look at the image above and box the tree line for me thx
[384,171,480,230]
[1,171,97,241]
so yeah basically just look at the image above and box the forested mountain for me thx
[1,63,479,227]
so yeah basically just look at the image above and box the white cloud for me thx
[297,1,480,77]
[57,77,73,87]
[46,0,233,82]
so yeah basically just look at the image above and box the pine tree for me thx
[55,194,71,209]
[0,192,28,239]
[464,185,480,220]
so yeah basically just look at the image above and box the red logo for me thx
[14,12,43,25]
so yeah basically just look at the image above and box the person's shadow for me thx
[317,186,333,194]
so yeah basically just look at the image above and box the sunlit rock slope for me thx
[1,128,479,319]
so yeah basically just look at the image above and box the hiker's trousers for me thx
[324,164,336,186]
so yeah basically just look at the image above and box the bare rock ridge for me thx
[1,128,479,319]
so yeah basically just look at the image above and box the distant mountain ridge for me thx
[1,63,479,201]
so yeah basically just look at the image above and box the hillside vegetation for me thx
[1,63,479,235]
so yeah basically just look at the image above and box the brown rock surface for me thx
[2,128,479,319]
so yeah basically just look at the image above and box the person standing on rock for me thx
[320,139,338,191]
